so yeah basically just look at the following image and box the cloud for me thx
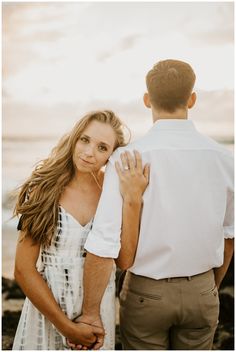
[97,33,143,62]
[24,29,64,43]
[2,3,69,78]
[191,28,233,46]
[183,2,233,46]
[119,34,143,51]
[3,2,234,102]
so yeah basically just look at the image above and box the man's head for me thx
[145,59,196,116]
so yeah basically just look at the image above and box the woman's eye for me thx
[80,136,89,143]
[98,145,107,152]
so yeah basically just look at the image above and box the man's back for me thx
[119,119,233,279]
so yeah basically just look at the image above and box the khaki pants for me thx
[119,270,219,350]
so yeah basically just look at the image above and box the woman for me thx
[12,110,149,350]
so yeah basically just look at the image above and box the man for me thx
[81,59,234,350]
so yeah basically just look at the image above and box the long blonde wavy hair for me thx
[14,110,129,247]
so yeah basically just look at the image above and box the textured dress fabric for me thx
[12,206,116,350]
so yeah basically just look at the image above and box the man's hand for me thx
[77,315,105,350]
[65,319,104,349]
[67,315,105,350]
[80,253,113,349]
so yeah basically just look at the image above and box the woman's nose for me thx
[84,144,95,156]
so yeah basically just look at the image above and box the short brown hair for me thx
[146,59,196,113]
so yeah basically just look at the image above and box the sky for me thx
[2,1,234,139]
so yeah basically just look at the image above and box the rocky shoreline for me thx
[2,260,234,350]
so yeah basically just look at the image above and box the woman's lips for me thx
[79,158,94,165]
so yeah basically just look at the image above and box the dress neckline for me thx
[59,205,93,229]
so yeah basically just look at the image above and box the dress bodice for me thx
[41,206,93,261]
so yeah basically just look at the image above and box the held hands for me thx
[66,315,105,350]
[115,150,150,201]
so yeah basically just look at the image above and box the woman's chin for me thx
[76,164,98,173]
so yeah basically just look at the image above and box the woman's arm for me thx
[14,233,104,346]
[115,151,150,270]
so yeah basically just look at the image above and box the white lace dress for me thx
[12,206,116,350]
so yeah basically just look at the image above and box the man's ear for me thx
[188,92,197,109]
[143,92,151,108]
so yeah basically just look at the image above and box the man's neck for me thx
[152,108,188,123]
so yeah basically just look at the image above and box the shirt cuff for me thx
[84,233,121,258]
[223,226,234,239]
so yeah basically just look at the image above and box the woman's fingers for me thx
[119,151,136,172]
[92,338,104,350]
[120,152,129,170]
[125,151,135,172]
[115,161,123,178]
[91,327,104,350]
[118,150,148,178]
[75,344,83,350]
[143,164,150,182]
[66,339,77,349]
[134,150,142,171]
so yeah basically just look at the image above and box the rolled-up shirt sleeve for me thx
[223,189,234,239]
[84,154,123,258]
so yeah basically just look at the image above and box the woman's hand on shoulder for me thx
[115,150,150,202]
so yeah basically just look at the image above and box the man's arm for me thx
[81,157,123,348]
[215,188,234,289]
[214,238,234,289]
[74,255,113,350]
[82,253,114,320]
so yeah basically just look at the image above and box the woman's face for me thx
[73,120,117,173]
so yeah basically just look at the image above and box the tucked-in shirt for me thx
[85,119,234,279]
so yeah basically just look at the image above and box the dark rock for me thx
[2,277,25,299]
[213,323,234,350]
[220,255,234,288]
[218,292,234,325]
[6,287,25,300]
[2,277,13,293]
[220,336,234,350]
[2,311,21,350]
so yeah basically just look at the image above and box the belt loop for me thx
[187,276,192,281]
[167,278,171,282]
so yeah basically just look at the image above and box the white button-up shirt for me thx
[85,119,234,279]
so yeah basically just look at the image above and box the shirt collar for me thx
[150,119,196,132]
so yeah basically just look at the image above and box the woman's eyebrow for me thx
[99,141,111,147]
[82,134,112,147]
